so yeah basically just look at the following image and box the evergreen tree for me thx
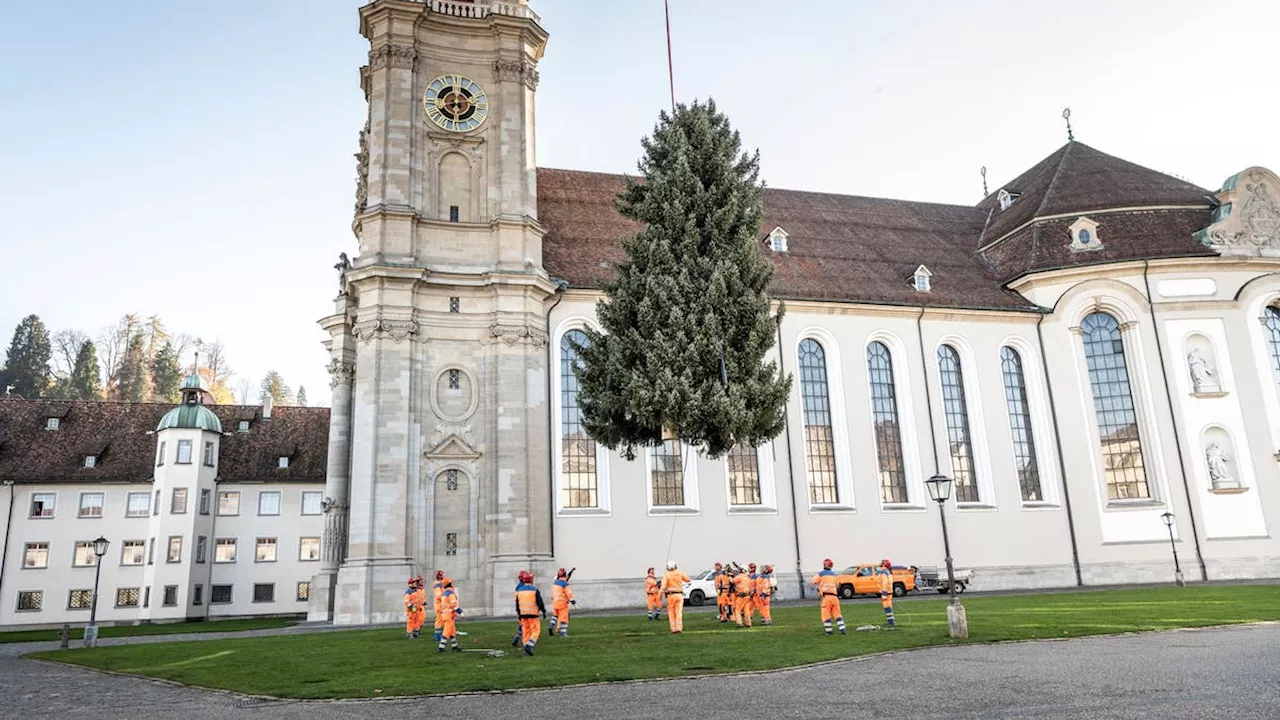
[296,385,308,407]
[150,341,183,403]
[113,334,149,402]
[67,340,103,401]
[259,370,293,406]
[574,100,791,460]
[0,314,53,398]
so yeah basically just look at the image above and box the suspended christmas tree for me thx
[575,99,791,460]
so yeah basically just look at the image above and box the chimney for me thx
[262,394,273,420]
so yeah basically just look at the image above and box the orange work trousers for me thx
[735,594,754,627]
[757,595,771,623]
[646,593,662,614]
[519,617,541,647]
[666,593,684,632]
[717,593,731,620]
[820,594,842,622]
[406,609,424,633]
[440,615,457,640]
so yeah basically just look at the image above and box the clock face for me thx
[424,75,489,133]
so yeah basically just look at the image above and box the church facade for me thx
[312,0,1280,623]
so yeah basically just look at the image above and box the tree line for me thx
[0,314,307,407]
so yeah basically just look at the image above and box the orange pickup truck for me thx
[833,564,917,599]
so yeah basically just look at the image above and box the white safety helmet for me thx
[666,560,677,570]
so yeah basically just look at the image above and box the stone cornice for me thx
[353,317,420,343]
[480,322,548,347]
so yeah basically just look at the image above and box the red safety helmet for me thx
[647,566,655,574]
[881,558,892,569]
[763,565,773,574]
[407,576,416,585]
[435,570,444,581]
[748,563,757,571]
[518,570,534,584]
[823,558,834,569]
[714,562,722,569]
[557,567,567,578]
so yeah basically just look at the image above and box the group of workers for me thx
[405,557,900,656]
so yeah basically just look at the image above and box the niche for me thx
[1182,333,1223,395]
[1200,426,1244,492]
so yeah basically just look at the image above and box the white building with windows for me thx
[311,0,1280,623]
[0,374,328,628]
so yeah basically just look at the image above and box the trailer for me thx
[915,565,973,594]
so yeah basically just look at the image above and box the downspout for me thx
[1142,260,1207,581]
[545,278,569,558]
[1034,314,1083,586]
[0,481,14,607]
[916,307,941,474]
[776,319,804,599]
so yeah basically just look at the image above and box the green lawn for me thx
[28,586,1280,699]
[0,616,299,645]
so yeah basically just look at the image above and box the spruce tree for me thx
[296,386,308,407]
[0,314,53,398]
[259,370,293,406]
[574,99,791,460]
[67,340,103,401]
[114,334,149,402]
[150,341,183,403]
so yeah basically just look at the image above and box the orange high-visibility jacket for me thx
[404,586,418,612]
[715,572,731,595]
[515,582,545,618]
[440,587,459,616]
[755,574,771,597]
[433,581,444,613]
[661,569,690,594]
[552,578,574,607]
[812,569,838,595]
[645,575,660,595]
[876,567,893,595]
[733,571,752,596]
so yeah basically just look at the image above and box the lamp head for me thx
[92,536,110,558]
[926,474,953,503]
[1160,511,1174,527]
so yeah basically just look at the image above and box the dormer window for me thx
[46,417,60,431]
[912,264,933,293]
[998,189,1020,211]
[1068,216,1102,252]
[84,455,97,469]
[766,226,789,253]
[238,420,250,432]
[278,456,290,469]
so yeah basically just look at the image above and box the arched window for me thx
[799,338,839,504]
[1262,306,1280,394]
[867,342,907,503]
[938,345,979,502]
[1000,347,1042,502]
[1080,312,1149,500]
[560,330,597,508]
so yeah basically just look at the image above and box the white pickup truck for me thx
[682,569,778,606]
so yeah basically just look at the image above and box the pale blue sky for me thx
[2,0,1276,407]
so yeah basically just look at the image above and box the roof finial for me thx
[980,166,989,197]
[1062,107,1074,142]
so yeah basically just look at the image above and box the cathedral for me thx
[311,0,1280,623]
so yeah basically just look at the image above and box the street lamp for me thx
[1160,512,1185,587]
[84,536,110,648]
[925,474,968,639]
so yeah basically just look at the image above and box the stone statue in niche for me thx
[334,252,351,296]
[1204,441,1232,488]
[1186,348,1218,392]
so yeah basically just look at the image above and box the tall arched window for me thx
[937,345,979,502]
[799,338,839,504]
[867,342,908,503]
[560,330,597,508]
[1080,312,1149,500]
[1263,306,1280,394]
[1000,346,1042,502]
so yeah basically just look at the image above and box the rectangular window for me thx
[445,532,458,556]
[78,493,104,517]
[193,584,203,606]
[167,536,182,563]
[68,589,92,609]
[650,439,685,507]
[211,585,233,604]
[171,488,188,514]
[296,582,310,602]
[176,439,192,464]
[29,493,55,518]
[46,417,60,430]
[726,444,762,505]
[299,537,320,561]
[199,489,210,515]
[16,590,42,612]
[153,489,160,515]
[203,441,215,467]
[143,586,151,608]
[23,542,49,569]
[163,585,179,607]
[449,296,460,313]
[115,587,140,608]
[120,540,145,565]
[215,538,237,563]
[255,537,277,563]
[126,492,151,517]
[301,491,322,516]
[238,420,250,432]
[196,536,207,563]
[73,541,97,567]
[148,537,155,565]
[217,491,240,516]
[449,205,459,222]
[253,583,275,603]
[277,456,289,469]
[84,455,96,468]
[156,441,165,466]
[258,491,280,516]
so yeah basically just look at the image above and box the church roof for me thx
[0,399,329,484]
[156,403,223,433]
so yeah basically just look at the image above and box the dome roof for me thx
[156,404,223,433]
[179,373,210,391]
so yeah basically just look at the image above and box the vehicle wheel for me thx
[838,584,855,600]
[689,590,705,606]
[955,582,966,594]
[893,583,906,597]
[937,587,948,594]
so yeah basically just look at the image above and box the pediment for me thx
[424,433,480,460]
[1197,167,1280,256]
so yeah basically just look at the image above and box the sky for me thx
[1,0,1277,408]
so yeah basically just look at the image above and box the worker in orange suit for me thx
[431,570,447,642]
[876,558,896,629]
[811,558,847,635]
[436,578,463,652]
[403,576,418,638]
[660,560,691,633]
[755,565,775,626]
[550,567,577,637]
[644,567,663,621]
[733,563,754,628]
[713,562,731,623]
[412,576,428,636]
[514,570,546,656]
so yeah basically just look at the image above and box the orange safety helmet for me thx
[823,558,834,569]
[435,570,444,581]
[518,570,534,584]
[881,558,892,569]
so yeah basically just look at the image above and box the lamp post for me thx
[84,536,109,648]
[1160,512,1185,587]
[925,474,968,639]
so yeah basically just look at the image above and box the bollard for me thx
[59,624,70,648]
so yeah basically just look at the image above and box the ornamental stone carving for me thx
[483,323,548,347]
[353,318,419,343]
[1205,441,1233,489]
[493,58,539,90]
[320,497,349,566]
[369,43,417,71]
[1198,167,1280,255]
[354,120,369,215]
[327,359,355,388]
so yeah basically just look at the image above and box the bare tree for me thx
[97,314,142,387]
[235,377,253,405]
[51,329,89,382]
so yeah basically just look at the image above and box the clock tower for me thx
[311,0,554,623]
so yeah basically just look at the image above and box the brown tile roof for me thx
[537,168,1040,312]
[0,399,329,485]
